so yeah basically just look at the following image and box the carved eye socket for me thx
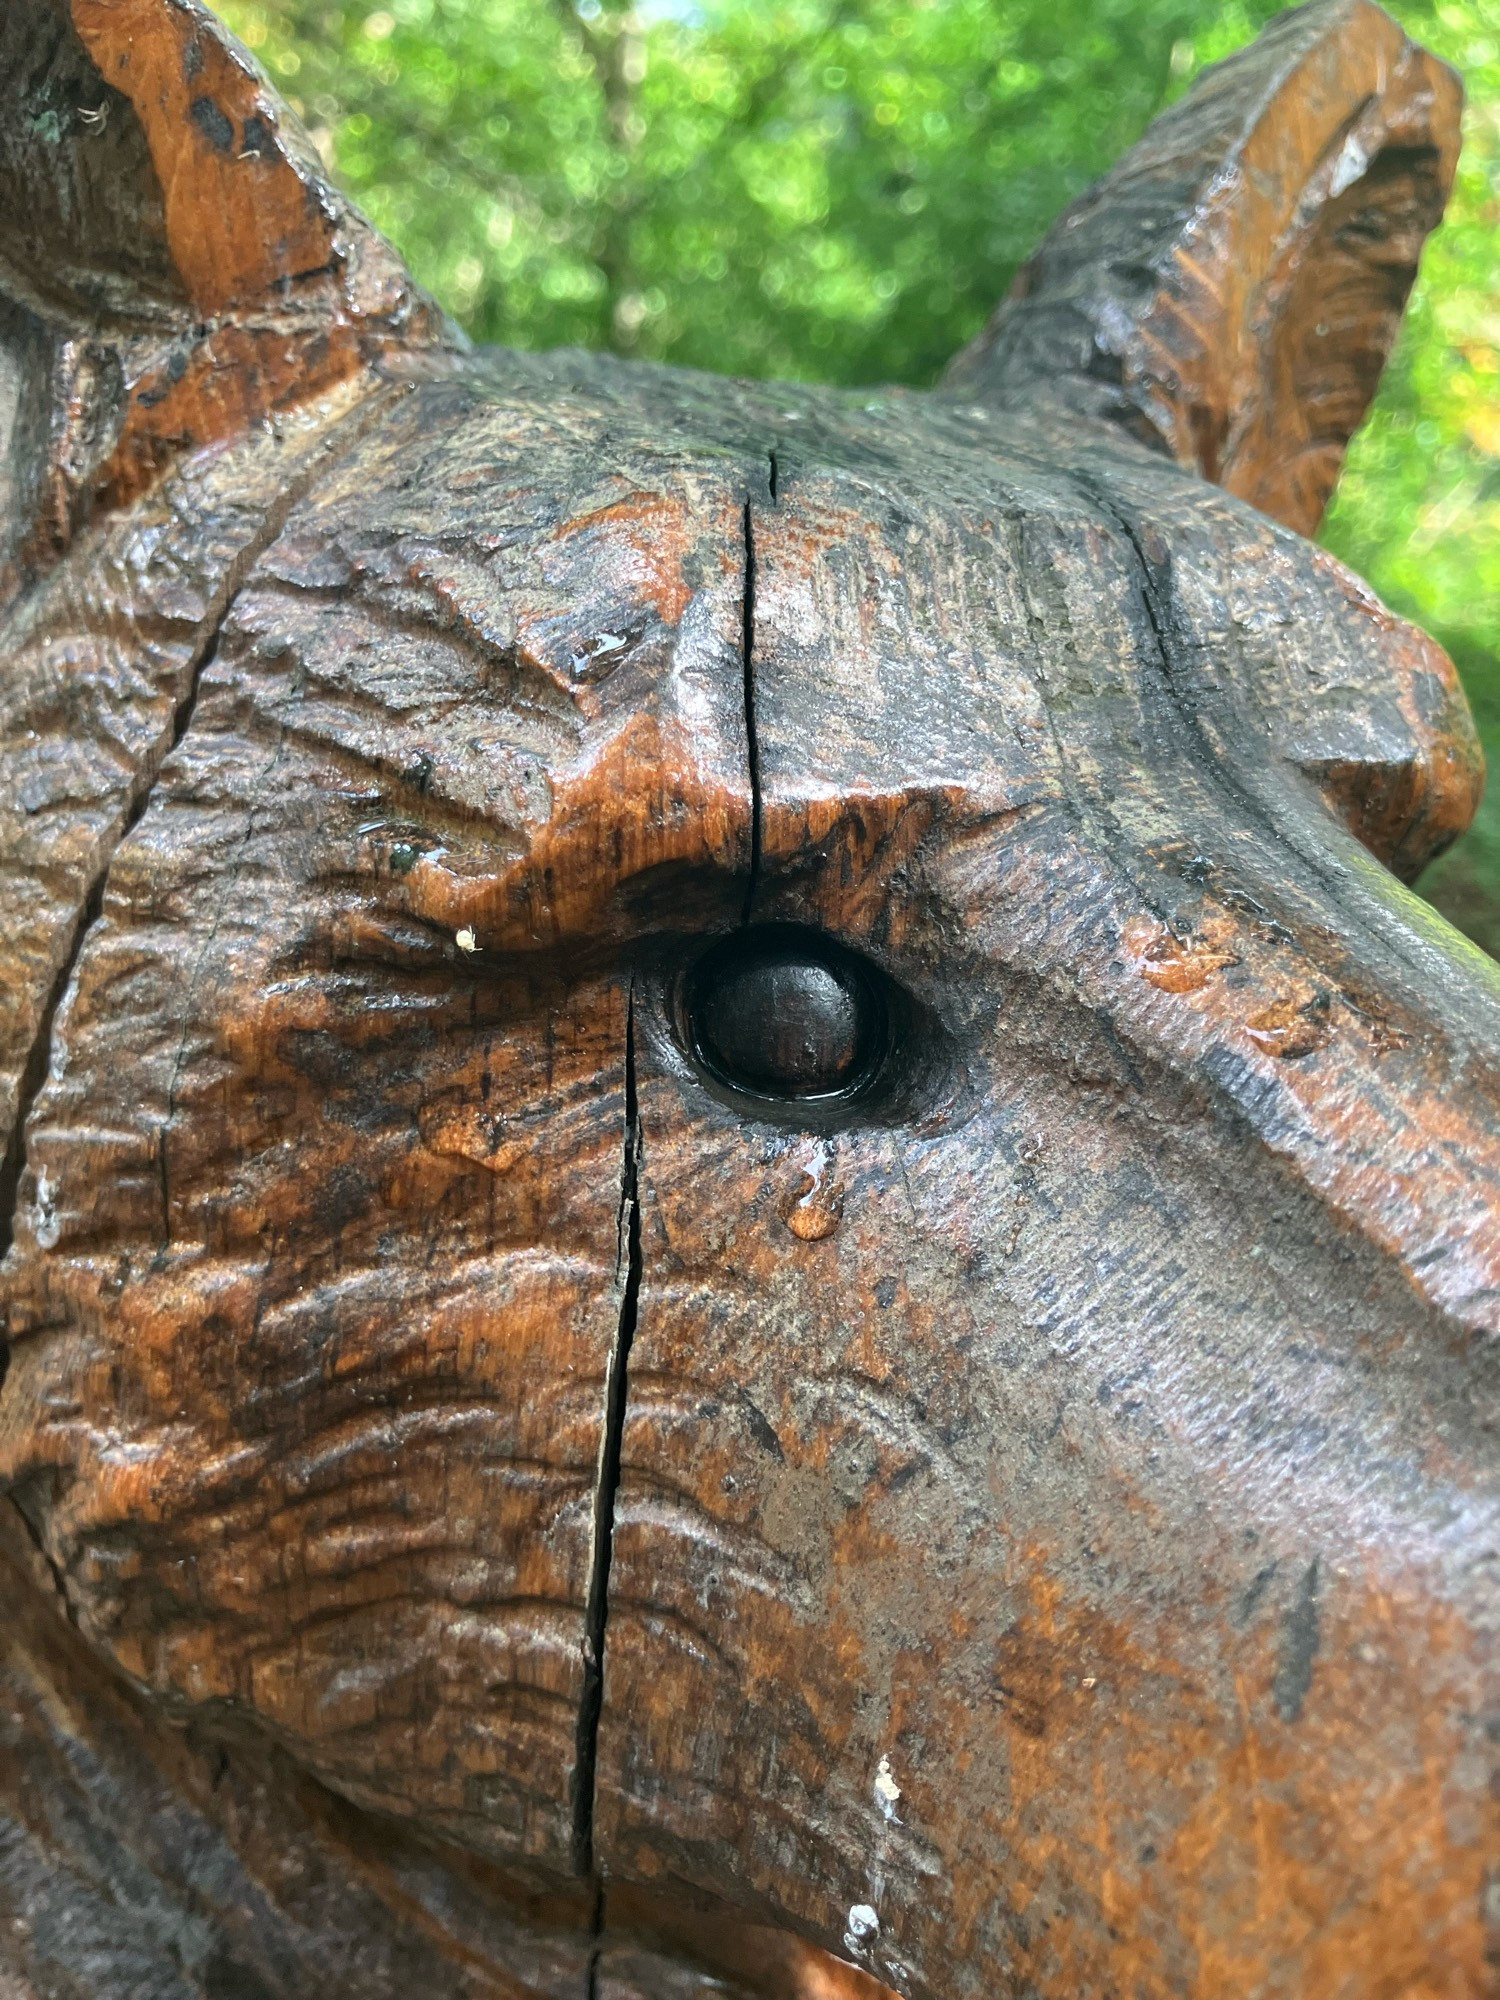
[685,926,889,1104]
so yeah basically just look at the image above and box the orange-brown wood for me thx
[0,4,1493,1997]
[946,0,1463,538]
[72,0,370,316]
[0,0,453,585]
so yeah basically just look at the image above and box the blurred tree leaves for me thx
[217,0,1281,376]
[223,0,1500,944]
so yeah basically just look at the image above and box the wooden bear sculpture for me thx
[0,2,1495,1994]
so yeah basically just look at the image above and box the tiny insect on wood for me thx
[0,3,1495,1996]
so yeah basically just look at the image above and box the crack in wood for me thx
[1074,467,1330,904]
[584,1877,607,2000]
[569,448,772,1900]
[571,987,642,1878]
[0,386,400,1394]
[2,1488,77,1626]
[741,491,763,926]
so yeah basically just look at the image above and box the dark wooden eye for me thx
[685,927,887,1103]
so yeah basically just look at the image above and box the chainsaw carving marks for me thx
[0,381,398,1273]
[3,351,1496,1999]
[0,374,750,1872]
[594,426,1499,1998]
[0,0,451,565]
[0,2,1496,1998]
[946,0,1464,538]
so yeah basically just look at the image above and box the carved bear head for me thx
[0,3,1495,1995]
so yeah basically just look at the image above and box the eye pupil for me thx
[687,927,884,1102]
[699,960,859,1095]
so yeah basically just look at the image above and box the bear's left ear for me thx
[942,0,1462,538]
[0,0,455,579]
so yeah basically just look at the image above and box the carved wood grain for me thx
[0,2,1493,1995]
[945,0,1463,538]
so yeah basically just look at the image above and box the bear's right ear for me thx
[0,0,455,589]
[942,0,1462,539]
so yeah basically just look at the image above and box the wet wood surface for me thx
[0,3,1495,1996]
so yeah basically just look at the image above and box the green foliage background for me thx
[224,0,1500,943]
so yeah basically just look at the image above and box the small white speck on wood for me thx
[874,1753,902,1822]
[844,1903,880,1954]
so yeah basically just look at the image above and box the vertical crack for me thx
[0,885,103,1269]
[3,1485,78,1626]
[0,610,235,1278]
[741,495,762,926]
[571,448,773,1927]
[571,989,642,1877]
[584,1877,607,2000]
[741,454,776,926]
[1070,468,1237,802]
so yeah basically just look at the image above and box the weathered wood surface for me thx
[0,3,1495,1996]
[0,0,448,567]
[945,0,1463,538]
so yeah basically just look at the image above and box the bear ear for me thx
[0,0,454,584]
[942,0,1462,538]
